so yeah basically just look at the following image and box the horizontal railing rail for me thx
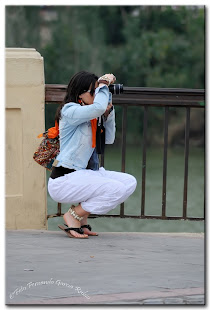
[45,84,205,221]
[45,84,204,107]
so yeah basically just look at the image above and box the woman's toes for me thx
[83,228,98,236]
[88,231,98,236]
[81,233,88,238]
[70,230,88,238]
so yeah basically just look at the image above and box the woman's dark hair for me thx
[55,71,98,123]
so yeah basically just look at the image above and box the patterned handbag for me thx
[33,121,60,171]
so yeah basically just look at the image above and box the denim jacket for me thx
[54,85,116,170]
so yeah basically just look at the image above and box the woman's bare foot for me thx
[82,227,98,236]
[81,215,98,236]
[63,210,88,238]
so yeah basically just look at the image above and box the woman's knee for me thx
[106,181,127,201]
[131,175,137,189]
[125,174,137,193]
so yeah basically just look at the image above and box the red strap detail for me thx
[90,119,97,148]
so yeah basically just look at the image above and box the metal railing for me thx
[45,85,205,221]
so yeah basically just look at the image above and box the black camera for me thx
[108,84,123,95]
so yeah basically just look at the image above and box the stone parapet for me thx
[5,48,47,229]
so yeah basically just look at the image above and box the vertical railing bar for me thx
[120,105,127,217]
[100,153,104,167]
[57,203,62,216]
[183,107,190,218]
[141,106,148,216]
[162,107,169,217]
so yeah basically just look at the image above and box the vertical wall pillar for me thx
[6,48,47,229]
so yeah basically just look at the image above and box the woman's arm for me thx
[104,92,116,144]
[104,109,116,144]
[62,85,109,126]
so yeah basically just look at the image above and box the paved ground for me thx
[5,230,205,305]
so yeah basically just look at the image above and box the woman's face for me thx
[79,81,99,105]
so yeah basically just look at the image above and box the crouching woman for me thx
[48,71,137,239]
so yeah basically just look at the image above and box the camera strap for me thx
[96,116,105,155]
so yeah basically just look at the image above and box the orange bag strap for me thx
[37,121,59,139]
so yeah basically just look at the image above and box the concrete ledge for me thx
[6,229,204,237]
[6,48,43,58]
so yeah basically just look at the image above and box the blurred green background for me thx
[5,6,205,232]
[6,6,204,88]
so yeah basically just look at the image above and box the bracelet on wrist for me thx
[98,75,111,85]
[98,80,109,86]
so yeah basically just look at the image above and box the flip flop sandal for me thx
[58,224,88,239]
[81,224,92,230]
[64,223,98,236]
[81,224,99,236]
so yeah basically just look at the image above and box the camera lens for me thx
[108,84,123,95]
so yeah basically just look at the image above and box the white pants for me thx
[48,167,137,215]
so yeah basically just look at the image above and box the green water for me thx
[47,146,204,233]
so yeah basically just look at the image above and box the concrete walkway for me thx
[5,230,205,305]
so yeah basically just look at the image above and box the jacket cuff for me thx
[95,84,109,95]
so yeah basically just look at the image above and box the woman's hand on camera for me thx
[104,74,116,84]
[98,73,116,86]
